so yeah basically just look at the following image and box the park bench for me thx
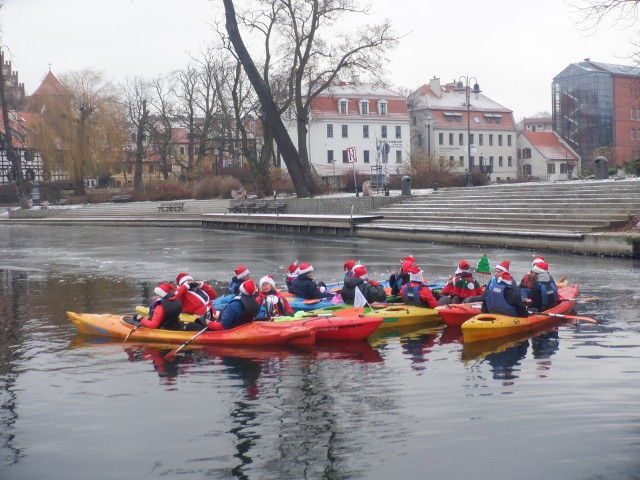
[158,201,186,212]
[254,202,268,213]
[266,202,286,214]
[109,194,133,203]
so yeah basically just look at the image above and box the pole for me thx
[353,162,358,197]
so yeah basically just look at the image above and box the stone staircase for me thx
[358,179,640,236]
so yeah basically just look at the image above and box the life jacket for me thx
[228,277,242,295]
[149,295,182,330]
[237,295,260,325]
[537,280,558,311]
[484,282,517,317]
[402,283,429,308]
[257,292,288,318]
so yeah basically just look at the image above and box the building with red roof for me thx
[518,131,580,180]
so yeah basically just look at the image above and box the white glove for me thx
[266,295,278,307]
[319,286,326,293]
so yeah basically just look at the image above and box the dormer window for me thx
[338,99,349,115]
[359,100,369,115]
[377,100,388,116]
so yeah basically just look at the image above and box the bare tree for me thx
[147,75,178,181]
[121,76,151,191]
[572,0,640,31]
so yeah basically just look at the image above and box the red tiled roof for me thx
[310,87,409,119]
[30,71,67,97]
[523,131,578,160]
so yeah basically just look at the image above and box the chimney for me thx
[429,77,441,98]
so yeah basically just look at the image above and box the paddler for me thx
[527,261,558,312]
[399,264,439,308]
[217,280,261,330]
[256,275,293,318]
[480,261,529,318]
[229,265,251,295]
[341,265,387,305]
[134,283,183,330]
[175,272,218,330]
[438,259,484,305]
[291,263,334,299]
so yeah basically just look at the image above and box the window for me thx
[339,99,348,114]
[327,124,334,138]
[327,150,334,164]
[342,125,348,138]
[548,163,556,174]
[412,116,417,126]
[449,155,455,164]
[417,134,423,147]
[632,129,635,141]
[459,133,464,145]
[396,151,402,163]
[395,126,401,138]
[498,134,503,146]
[507,135,512,146]
[469,133,474,145]
[378,100,388,115]
[508,156,513,167]
[439,133,444,145]
[479,134,484,146]
[342,150,349,163]
[449,133,454,145]
[381,125,387,138]
[359,100,369,115]
[459,156,464,167]
[363,125,369,138]
[632,109,635,120]
[499,156,503,167]
[523,164,532,176]
[522,148,532,159]
[179,146,185,155]
[364,150,370,163]
[489,134,494,146]
[489,156,494,166]
[560,163,568,174]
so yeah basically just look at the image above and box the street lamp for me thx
[455,76,481,186]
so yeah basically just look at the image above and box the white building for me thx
[408,77,519,182]
[518,131,581,181]
[289,81,411,188]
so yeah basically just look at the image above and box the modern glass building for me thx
[553,60,640,169]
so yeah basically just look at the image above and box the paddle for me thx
[164,325,209,360]
[560,297,604,303]
[532,312,597,324]
[303,298,322,305]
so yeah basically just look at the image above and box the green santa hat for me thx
[475,254,491,274]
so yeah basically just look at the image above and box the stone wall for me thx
[231,195,405,215]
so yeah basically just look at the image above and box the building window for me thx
[439,133,444,145]
[378,100,388,115]
[417,134,422,147]
[489,156,494,166]
[459,156,464,167]
[508,156,513,167]
[523,164,532,176]
[560,163,568,174]
[632,129,635,141]
[498,134,503,146]
[179,146,185,155]
[449,133,454,145]
[412,116,417,126]
[395,126,401,138]
[381,125,387,138]
[327,150,334,164]
[489,134,494,146]
[479,134,483,146]
[469,133,474,145]
[364,150,370,163]
[363,125,369,138]
[327,124,334,138]
[339,99,348,114]
[342,125,348,138]
[499,156,503,167]
[522,148,532,159]
[459,133,464,145]
[548,163,556,174]
[342,150,349,163]
[632,109,635,121]
[507,135,512,146]
[359,100,369,115]
[396,151,402,163]
[449,155,454,164]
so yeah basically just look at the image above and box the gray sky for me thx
[1,0,637,120]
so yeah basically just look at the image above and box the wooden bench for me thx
[110,194,133,203]
[158,201,186,212]
[253,202,268,213]
[266,202,286,214]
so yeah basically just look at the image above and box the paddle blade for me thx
[164,349,178,361]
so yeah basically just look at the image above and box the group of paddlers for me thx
[131,254,559,332]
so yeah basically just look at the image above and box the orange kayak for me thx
[66,311,316,346]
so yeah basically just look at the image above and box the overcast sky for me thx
[1,0,637,120]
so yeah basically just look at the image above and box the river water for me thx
[1,225,639,480]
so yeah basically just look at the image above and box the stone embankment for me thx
[2,179,639,257]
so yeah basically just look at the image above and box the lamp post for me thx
[456,76,481,186]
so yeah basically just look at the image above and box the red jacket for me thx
[256,291,294,317]
[176,283,218,316]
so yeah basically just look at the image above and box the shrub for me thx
[193,175,243,199]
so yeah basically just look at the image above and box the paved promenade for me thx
[2,178,639,257]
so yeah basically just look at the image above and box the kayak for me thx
[273,310,383,340]
[437,284,578,327]
[66,311,316,346]
[460,285,579,342]
[304,303,441,329]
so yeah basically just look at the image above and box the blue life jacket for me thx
[538,281,558,310]
[484,282,517,316]
[402,284,429,308]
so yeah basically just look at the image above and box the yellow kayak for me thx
[362,304,441,329]
[135,305,199,322]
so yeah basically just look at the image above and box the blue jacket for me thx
[292,274,333,300]
[220,295,260,329]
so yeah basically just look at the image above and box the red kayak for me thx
[437,284,578,327]
[275,310,383,341]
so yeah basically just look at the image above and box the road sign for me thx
[347,147,357,163]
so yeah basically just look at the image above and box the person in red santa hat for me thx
[291,263,334,299]
[343,259,358,280]
[438,259,484,305]
[256,275,293,318]
[527,261,558,312]
[217,280,261,330]
[399,264,439,308]
[136,283,183,330]
[341,265,387,305]
[175,272,218,329]
[284,261,299,293]
[229,265,251,295]
[519,255,546,294]
[480,260,529,318]
[389,256,415,296]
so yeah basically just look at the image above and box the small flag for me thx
[354,287,368,308]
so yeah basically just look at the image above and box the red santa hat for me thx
[343,259,357,272]
[259,275,277,289]
[176,273,193,286]
[400,259,415,274]
[286,261,299,279]
[532,256,545,267]
[455,259,471,274]
[400,255,415,264]
[234,265,250,279]
[497,272,513,283]
[353,265,367,279]
[154,283,174,298]
[297,263,314,275]
[239,280,256,296]
[494,260,510,274]
[532,261,549,274]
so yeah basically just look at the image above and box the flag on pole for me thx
[354,286,368,308]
